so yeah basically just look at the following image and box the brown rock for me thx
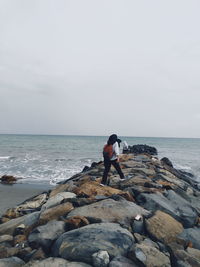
[0,235,13,244]
[72,181,134,201]
[187,247,200,261]
[63,215,90,230]
[156,180,176,189]
[0,217,10,223]
[39,202,74,224]
[0,245,20,259]
[129,242,171,267]
[119,154,134,161]
[146,210,184,244]
[120,176,151,189]
[3,208,21,219]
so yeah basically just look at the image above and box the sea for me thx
[0,134,200,185]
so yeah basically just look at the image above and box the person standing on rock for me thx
[101,134,125,186]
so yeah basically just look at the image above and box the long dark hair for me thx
[107,134,117,145]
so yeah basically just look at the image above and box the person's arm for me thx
[114,142,120,161]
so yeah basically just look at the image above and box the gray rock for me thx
[17,193,47,211]
[0,235,13,244]
[156,173,186,189]
[23,257,92,267]
[92,250,109,267]
[28,220,65,251]
[52,223,134,264]
[187,247,200,261]
[131,217,144,234]
[173,249,200,267]
[41,192,76,210]
[66,198,150,227]
[178,227,200,250]
[109,255,138,267]
[137,192,198,227]
[0,256,25,267]
[164,190,198,227]
[0,212,40,235]
[129,242,171,267]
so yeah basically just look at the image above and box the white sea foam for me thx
[0,134,199,185]
[0,156,10,160]
[174,164,192,171]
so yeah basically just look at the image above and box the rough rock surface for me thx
[129,241,171,267]
[28,220,66,251]
[23,257,92,267]
[0,212,40,235]
[178,227,200,250]
[92,250,109,267]
[146,210,184,244]
[0,149,199,266]
[52,223,134,264]
[109,255,138,267]
[39,202,74,224]
[0,256,25,267]
[67,198,149,227]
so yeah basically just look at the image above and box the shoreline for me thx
[0,182,54,216]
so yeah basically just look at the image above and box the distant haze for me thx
[0,0,200,138]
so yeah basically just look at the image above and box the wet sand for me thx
[0,183,54,216]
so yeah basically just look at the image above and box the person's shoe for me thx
[100,183,105,186]
[120,178,125,181]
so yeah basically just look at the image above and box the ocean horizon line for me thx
[0,133,200,140]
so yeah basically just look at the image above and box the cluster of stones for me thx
[0,146,200,266]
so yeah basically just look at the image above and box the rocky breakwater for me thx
[0,145,200,267]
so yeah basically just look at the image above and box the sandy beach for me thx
[0,183,54,216]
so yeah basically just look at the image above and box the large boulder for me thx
[0,235,13,244]
[41,192,76,210]
[66,198,150,227]
[28,220,65,252]
[137,192,198,227]
[3,193,47,219]
[49,183,76,198]
[164,190,198,227]
[178,227,200,250]
[18,193,47,211]
[0,212,40,235]
[39,202,74,224]
[0,256,25,267]
[0,246,20,259]
[52,223,134,264]
[145,210,184,244]
[128,241,171,267]
[92,250,109,267]
[23,257,92,267]
[173,248,200,267]
[109,255,138,267]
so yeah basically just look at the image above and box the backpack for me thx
[103,144,113,160]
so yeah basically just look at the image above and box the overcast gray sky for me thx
[0,0,200,138]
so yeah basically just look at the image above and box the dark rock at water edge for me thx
[0,175,17,184]
[126,144,158,155]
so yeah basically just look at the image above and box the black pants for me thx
[101,159,124,185]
